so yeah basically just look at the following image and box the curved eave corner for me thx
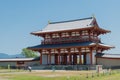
[94,26,111,34]
[100,28,111,34]
[90,43,115,50]
[30,31,44,37]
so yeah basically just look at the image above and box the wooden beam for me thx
[90,48,93,65]
[48,49,51,65]
[58,49,60,65]
[83,54,86,65]
[67,48,71,65]
[39,50,42,64]
[79,48,82,65]
[47,54,48,65]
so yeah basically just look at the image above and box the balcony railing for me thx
[41,36,100,44]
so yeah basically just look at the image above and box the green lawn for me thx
[0,69,120,80]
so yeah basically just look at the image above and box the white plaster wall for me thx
[0,62,16,67]
[92,51,96,65]
[42,55,47,64]
[86,53,90,64]
[51,55,55,64]
[97,58,120,67]
[0,61,40,67]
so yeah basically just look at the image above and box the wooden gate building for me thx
[28,17,114,65]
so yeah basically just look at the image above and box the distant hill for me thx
[0,53,10,59]
[0,53,25,59]
[10,54,25,58]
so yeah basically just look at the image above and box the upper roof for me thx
[34,17,93,33]
[31,17,111,36]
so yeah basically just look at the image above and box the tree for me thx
[21,48,38,58]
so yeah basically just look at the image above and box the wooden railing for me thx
[41,36,100,44]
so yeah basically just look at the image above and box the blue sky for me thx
[0,0,120,54]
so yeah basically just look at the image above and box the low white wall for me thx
[97,58,120,67]
[0,61,39,67]
[0,62,16,67]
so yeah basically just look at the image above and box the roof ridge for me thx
[49,17,93,24]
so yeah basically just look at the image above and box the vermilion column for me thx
[48,50,51,65]
[88,30,91,41]
[47,54,48,65]
[79,48,82,65]
[90,48,93,65]
[84,54,86,65]
[68,49,71,65]
[39,50,42,64]
[55,54,58,65]
[75,54,77,64]
[73,54,77,65]
[73,54,75,65]
[57,49,60,65]
[64,54,67,65]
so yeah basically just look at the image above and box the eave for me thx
[28,42,114,51]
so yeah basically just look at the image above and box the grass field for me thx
[0,69,120,80]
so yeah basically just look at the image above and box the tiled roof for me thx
[32,17,94,34]
[28,42,114,49]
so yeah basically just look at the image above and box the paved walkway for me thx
[0,77,9,80]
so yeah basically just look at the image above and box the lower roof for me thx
[28,41,114,50]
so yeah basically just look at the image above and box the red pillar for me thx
[47,54,48,65]
[48,50,51,65]
[75,54,77,64]
[83,54,86,65]
[39,50,42,64]
[88,30,91,41]
[61,55,63,64]
[68,49,71,65]
[58,49,60,65]
[73,54,77,65]
[79,48,82,65]
[64,54,67,65]
[90,48,93,65]
[55,54,58,65]
[40,53,42,64]
[73,54,75,65]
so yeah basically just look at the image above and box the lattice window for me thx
[61,32,69,37]
[52,33,59,38]
[71,32,80,36]
[90,32,93,35]
[42,49,48,53]
[81,47,90,52]
[82,30,88,35]
[60,48,68,53]
[45,34,51,39]
[74,48,79,52]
